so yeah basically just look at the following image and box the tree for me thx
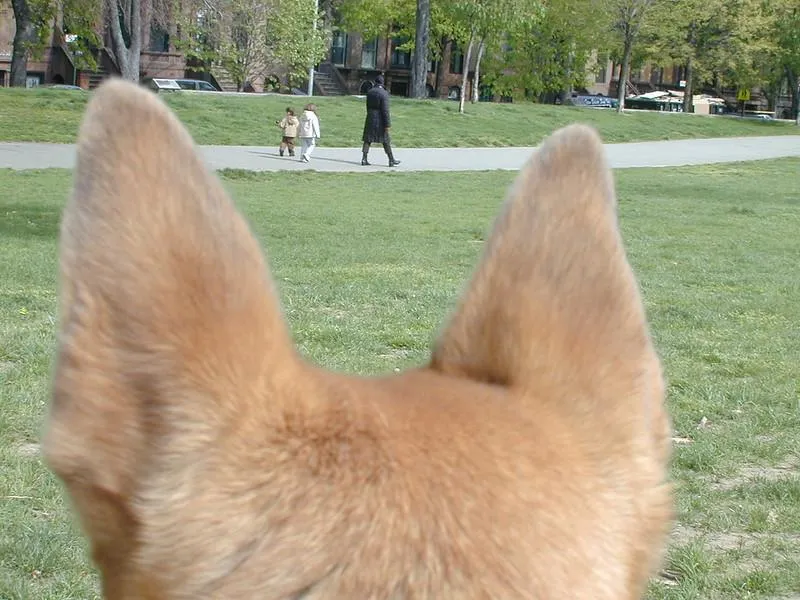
[270,0,331,88]
[10,0,100,86]
[746,0,799,121]
[10,0,39,86]
[410,0,430,98]
[469,0,543,103]
[643,0,779,112]
[10,0,64,86]
[769,0,800,122]
[102,0,171,81]
[176,0,329,91]
[458,29,474,112]
[337,0,412,41]
[442,0,484,112]
[481,0,601,102]
[470,38,485,102]
[221,0,269,91]
[606,0,657,112]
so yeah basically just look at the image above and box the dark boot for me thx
[361,143,370,166]
[361,156,370,166]
[384,141,400,167]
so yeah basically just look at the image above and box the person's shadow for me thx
[248,150,365,167]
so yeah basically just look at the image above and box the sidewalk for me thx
[0,135,798,172]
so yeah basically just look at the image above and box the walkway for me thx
[0,135,798,172]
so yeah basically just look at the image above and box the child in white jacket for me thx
[298,103,321,163]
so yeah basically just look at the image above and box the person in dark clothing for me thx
[361,75,400,167]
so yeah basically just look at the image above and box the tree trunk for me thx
[616,29,633,113]
[786,66,799,125]
[322,0,333,27]
[433,37,446,97]
[470,38,485,103]
[109,0,143,81]
[410,0,430,98]
[682,58,693,113]
[10,0,37,87]
[384,23,392,72]
[458,32,475,114]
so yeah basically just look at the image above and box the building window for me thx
[361,38,377,69]
[26,74,43,88]
[391,37,411,69]
[650,66,663,85]
[595,65,607,84]
[390,79,409,96]
[450,44,463,74]
[149,25,169,52]
[331,31,348,66]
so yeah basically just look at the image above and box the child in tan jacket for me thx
[276,107,299,157]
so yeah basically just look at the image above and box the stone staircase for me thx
[210,65,239,92]
[314,63,348,96]
[88,67,109,90]
[86,48,119,90]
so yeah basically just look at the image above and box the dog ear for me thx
[43,79,297,572]
[430,124,660,409]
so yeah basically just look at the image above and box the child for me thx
[298,103,321,163]
[276,107,299,157]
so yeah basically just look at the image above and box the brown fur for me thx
[43,78,673,599]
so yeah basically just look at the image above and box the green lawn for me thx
[0,86,797,147]
[1,160,799,599]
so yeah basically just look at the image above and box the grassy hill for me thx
[0,86,796,147]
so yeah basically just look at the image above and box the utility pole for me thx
[307,0,320,96]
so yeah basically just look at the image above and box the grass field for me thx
[1,159,799,599]
[0,86,797,147]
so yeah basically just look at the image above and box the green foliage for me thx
[172,8,223,72]
[220,0,270,90]
[61,0,103,71]
[25,0,57,55]
[172,0,329,90]
[641,0,779,89]
[600,0,659,72]
[772,0,800,75]
[762,0,800,113]
[482,0,602,99]
[337,0,411,40]
[11,0,101,75]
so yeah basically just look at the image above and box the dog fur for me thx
[43,78,673,599]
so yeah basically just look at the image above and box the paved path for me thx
[0,135,798,172]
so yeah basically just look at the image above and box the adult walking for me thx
[361,75,401,167]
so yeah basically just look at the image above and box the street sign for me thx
[737,88,751,102]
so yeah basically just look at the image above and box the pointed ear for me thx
[431,124,658,394]
[55,78,296,388]
[43,79,297,556]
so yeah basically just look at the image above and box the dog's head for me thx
[44,79,671,598]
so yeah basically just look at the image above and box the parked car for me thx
[44,84,85,91]
[174,78,220,92]
[141,77,221,93]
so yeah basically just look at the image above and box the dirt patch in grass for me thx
[709,456,800,492]
[672,524,800,553]
[16,442,41,458]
